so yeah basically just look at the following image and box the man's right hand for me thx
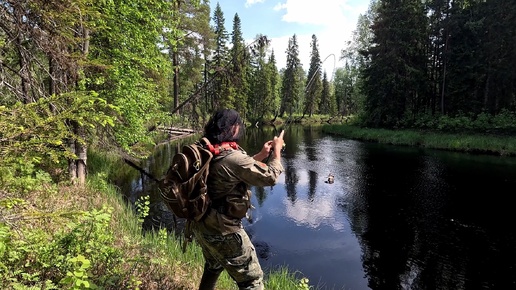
[272,130,285,157]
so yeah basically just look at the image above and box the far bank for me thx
[321,123,516,157]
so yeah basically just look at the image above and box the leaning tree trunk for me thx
[69,26,90,185]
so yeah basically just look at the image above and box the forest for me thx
[1,0,516,184]
[1,0,515,288]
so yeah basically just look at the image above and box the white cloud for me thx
[272,2,286,11]
[276,0,349,26]
[245,0,265,7]
[268,0,367,78]
[283,194,346,230]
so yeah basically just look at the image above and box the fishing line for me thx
[305,53,337,93]
[170,36,270,115]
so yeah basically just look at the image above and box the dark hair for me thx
[203,109,244,144]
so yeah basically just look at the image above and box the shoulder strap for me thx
[200,138,237,155]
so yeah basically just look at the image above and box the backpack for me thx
[158,137,239,252]
[158,137,213,222]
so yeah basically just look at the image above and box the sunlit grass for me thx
[322,124,516,156]
[87,152,316,289]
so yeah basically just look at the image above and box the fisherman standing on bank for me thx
[192,109,285,290]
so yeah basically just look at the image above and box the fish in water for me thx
[326,173,334,184]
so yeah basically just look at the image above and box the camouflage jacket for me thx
[198,145,284,235]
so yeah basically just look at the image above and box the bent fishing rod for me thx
[125,36,271,176]
[170,35,270,115]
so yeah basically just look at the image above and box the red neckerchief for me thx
[206,142,238,155]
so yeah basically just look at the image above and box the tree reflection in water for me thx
[122,125,516,290]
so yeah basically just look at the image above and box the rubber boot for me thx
[198,268,221,290]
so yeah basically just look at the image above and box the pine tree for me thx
[280,34,302,117]
[171,0,214,118]
[304,34,322,117]
[168,0,214,118]
[267,50,281,119]
[230,13,248,114]
[320,71,333,115]
[248,34,271,121]
[210,2,230,110]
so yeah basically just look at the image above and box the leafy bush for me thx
[0,202,127,289]
[0,159,56,195]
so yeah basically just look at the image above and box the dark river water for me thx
[119,125,516,290]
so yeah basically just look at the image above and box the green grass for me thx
[1,150,317,290]
[322,123,516,156]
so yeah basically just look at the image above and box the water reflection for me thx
[119,125,516,290]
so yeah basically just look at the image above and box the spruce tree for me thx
[210,2,230,109]
[280,34,302,117]
[304,34,322,117]
[230,13,248,114]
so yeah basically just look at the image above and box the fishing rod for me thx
[170,35,270,115]
[124,158,162,184]
[264,117,290,164]
[305,53,337,93]
[295,53,338,119]
[126,37,271,177]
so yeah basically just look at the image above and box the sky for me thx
[208,0,370,79]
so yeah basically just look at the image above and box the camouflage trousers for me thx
[192,226,264,290]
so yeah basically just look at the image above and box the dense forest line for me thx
[1,0,515,184]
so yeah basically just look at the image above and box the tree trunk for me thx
[68,137,77,183]
[77,27,89,185]
[440,32,449,115]
[76,139,87,184]
[173,51,180,114]
[69,26,90,185]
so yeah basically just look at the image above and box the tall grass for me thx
[322,124,516,156]
[0,149,317,289]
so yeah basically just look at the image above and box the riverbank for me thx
[321,123,516,157]
[0,150,311,290]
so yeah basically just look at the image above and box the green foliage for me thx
[0,94,115,164]
[0,159,55,195]
[323,122,516,156]
[81,0,186,157]
[0,204,125,289]
[402,110,516,133]
[0,93,115,191]
[59,255,97,289]
[135,195,150,225]
[297,277,312,290]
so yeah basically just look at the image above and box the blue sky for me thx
[209,0,369,78]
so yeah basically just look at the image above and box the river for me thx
[119,125,516,290]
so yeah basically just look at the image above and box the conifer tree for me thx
[280,34,302,117]
[168,0,214,118]
[248,34,271,121]
[361,0,428,127]
[210,2,230,109]
[319,71,333,115]
[230,13,248,114]
[267,50,281,119]
[304,34,322,117]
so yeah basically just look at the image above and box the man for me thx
[192,109,285,290]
